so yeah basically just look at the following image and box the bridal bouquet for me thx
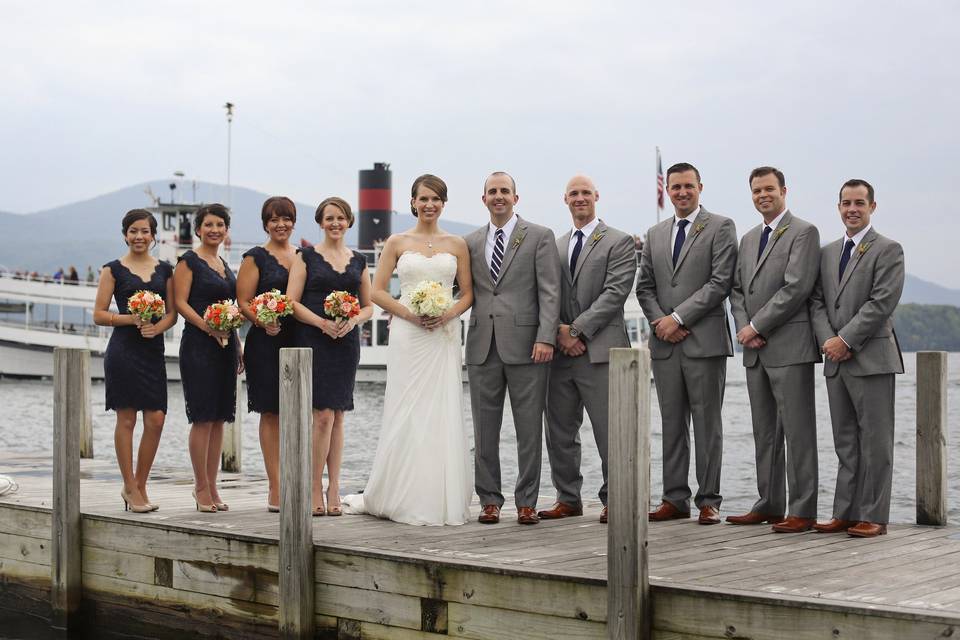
[324,290,360,322]
[249,289,293,327]
[409,280,452,317]
[127,290,165,323]
[203,300,243,347]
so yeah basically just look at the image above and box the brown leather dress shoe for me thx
[537,502,583,519]
[698,506,721,525]
[771,516,816,533]
[478,504,500,524]
[517,506,539,525]
[725,511,784,525]
[648,502,690,522]
[813,518,855,533]
[847,522,887,538]
[599,506,608,524]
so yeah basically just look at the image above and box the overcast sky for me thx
[1,1,957,287]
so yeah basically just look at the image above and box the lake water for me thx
[1,353,958,524]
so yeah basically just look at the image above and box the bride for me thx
[344,174,474,525]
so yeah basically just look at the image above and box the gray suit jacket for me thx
[554,221,635,365]
[729,210,822,368]
[809,228,905,377]
[465,216,562,366]
[635,207,737,360]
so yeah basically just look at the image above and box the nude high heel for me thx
[192,490,218,513]
[121,489,153,514]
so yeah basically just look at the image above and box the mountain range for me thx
[1,179,959,307]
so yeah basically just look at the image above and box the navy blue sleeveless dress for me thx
[103,260,173,412]
[243,246,295,414]
[296,247,364,411]
[177,250,238,423]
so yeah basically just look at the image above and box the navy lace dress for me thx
[103,260,173,412]
[177,250,238,423]
[243,247,295,414]
[296,247,364,411]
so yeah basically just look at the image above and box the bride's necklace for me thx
[423,235,439,250]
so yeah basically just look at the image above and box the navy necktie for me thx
[757,225,772,262]
[672,219,689,267]
[570,230,584,278]
[839,239,856,279]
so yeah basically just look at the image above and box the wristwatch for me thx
[568,324,582,339]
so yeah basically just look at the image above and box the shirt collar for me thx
[843,224,872,247]
[675,206,701,227]
[488,214,518,240]
[764,209,788,231]
[572,216,601,239]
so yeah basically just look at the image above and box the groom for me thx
[466,171,562,525]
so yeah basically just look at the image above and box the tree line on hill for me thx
[894,304,960,352]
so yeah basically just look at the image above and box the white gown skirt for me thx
[344,316,472,525]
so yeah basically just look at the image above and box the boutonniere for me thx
[512,231,526,249]
[590,231,606,245]
[857,241,871,256]
[694,222,706,234]
[773,224,790,240]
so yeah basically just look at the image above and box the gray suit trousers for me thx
[826,370,895,524]
[652,352,725,510]
[545,357,610,507]
[745,362,818,518]
[469,332,548,508]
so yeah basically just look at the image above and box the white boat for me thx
[0,202,649,380]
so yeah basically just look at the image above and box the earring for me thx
[410,205,418,216]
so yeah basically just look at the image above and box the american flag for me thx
[656,146,664,210]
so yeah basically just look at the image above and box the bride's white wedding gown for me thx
[343,251,472,525]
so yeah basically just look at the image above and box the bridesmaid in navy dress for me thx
[173,203,244,513]
[287,197,373,515]
[94,209,178,513]
[236,196,298,512]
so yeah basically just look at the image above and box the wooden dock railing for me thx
[278,348,314,639]
[607,347,652,640]
[917,351,949,526]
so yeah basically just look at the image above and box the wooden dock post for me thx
[222,375,245,472]
[52,348,85,629]
[278,348,314,638]
[607,348,651,640]
[79,350,93,459]
[916,351,948,526]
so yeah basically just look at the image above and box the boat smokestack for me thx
[358,163,392,250]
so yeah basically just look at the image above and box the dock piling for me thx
[916,351,948,526]
[606,347,651,640]
[52,348,85,629]
[278,348,314,638]
[79,350,93,459]
[222,375,245,472]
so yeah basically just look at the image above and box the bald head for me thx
[564,175,599,227]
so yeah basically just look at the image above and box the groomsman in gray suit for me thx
[466,172,562,525]
[635,163,737,525]
[809,179,904,538]
[728,166,821,533]
[538,175,636,524]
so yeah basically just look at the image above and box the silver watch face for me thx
[570,326,580,337]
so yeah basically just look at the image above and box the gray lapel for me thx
[494,218,527,286]
[573,222,607,283]
[557,230,573,285]
[657,220,674,276]
[750,210,794,286]
[469,228,491,286]
[837,227,877,296]
[673,210,711,273]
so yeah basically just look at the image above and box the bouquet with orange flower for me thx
[249,289,293,327]
[127,290,166,324]
[203,299,243,347]
[323,290,360,325]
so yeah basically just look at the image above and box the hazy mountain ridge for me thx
[0,180,478,274]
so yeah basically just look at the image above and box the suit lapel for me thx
[557,230,573,285]
[572,222,606,283]
[837,227,877,295]
[750,210,793,286]
[494,217,526,287]
[673,210,710,273]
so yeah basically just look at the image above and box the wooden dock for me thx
[1,452,959,639]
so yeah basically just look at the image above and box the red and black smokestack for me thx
[358,163,392,250]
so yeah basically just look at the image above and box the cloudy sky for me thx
[1,1,957,286]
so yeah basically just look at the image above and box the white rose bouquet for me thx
[408,280,453,318]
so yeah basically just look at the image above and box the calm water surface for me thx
[1,353,958,524]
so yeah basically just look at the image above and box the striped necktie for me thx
[490,228,505,281]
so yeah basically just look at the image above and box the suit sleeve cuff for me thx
[838,334,851,349]
[671,312,684,326]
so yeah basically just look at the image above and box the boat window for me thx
[360,320,373,346]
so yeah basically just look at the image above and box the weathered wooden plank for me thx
[52,347,84,629]
[314,583,423,631]
[222,375,245,472]
[916,351,948,526]
[447,602,606,639]
[356,620,454,639]
[171,557,279,606]
[0,555,51,582]
[606,347,650,640]
[79,349,94,459]
[81,546,156,584]
[279,347,314,638]
[0,530,50,566]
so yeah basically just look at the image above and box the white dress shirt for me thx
[749,209,788,335]
[567,217,601,266]
[668,208,701,326]
[834,223,873,348]
[485,214,518,269]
